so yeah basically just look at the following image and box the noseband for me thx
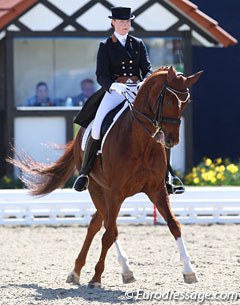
[125,80,190,143]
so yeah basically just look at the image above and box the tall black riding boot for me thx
[73,136,99,192]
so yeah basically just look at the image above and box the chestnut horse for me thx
[9,66,202,287]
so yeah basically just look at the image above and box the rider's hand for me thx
[110,83,127,95]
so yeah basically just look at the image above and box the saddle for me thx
[74,87,128,136]
[81,101,127,152]
[100,102,125,139]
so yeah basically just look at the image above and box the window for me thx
[13,37,184,108]
[144,37,184,72]
[14,38,101,108]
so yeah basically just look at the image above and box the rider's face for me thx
[36,85,48,100]
[112,19,131,35]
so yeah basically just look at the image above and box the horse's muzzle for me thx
[165,137,178,148]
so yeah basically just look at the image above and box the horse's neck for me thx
[118,102,154,152]
[133,89,150,114]
[129,89,155,137]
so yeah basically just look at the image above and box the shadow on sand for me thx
[5,283,139,304]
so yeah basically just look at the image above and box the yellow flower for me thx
[193,177,200,184]
[216,173,225,181]
[202,170,215,182]
[192,172,197,178]
[226,164,238,174]
[201,172,209,181]
[205,158,212,166]
[219,165,225,172]
[210,177,216,184]
[216,158,222,164]
[3,176,11,184]
[208,170,216,179]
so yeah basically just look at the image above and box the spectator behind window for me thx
[66,79,96,107]
[24,82,56,106]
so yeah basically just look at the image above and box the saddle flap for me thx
[74,88,105,127]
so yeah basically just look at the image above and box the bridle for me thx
[124,80,190,143]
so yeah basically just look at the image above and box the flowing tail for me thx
[7,141,76,196]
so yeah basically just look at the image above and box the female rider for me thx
[73,6,152,192]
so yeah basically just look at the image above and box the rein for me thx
[124,81,190,143]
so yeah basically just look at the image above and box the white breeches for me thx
[91,84,137,140]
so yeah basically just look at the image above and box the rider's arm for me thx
[96,42,113,92]
[139,40,152,80]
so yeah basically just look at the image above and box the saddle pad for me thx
[81,101,129,152]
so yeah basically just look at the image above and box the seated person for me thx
[70,79,96,107]
[25,82,56,106]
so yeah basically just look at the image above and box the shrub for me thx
[185,157,240,186]
[0,175,23,189]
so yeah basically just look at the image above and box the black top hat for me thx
[108,7,135,20]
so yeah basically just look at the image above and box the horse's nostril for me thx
[166,138,171,145]
[166,138,174,148]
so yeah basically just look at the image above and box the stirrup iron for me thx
[73,174,89,192]
[167,175,185,195]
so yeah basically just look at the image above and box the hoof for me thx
[88,282,101,289]
[183,272,198,284]
[122,271,136,284]
[66,270,80,285]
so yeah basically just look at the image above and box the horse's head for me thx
[136,66,203,148]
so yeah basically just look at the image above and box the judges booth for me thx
[0,0,236,177]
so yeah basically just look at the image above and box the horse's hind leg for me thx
[88,196,122,288]
[66,211,103,285]
[88,181,135,285]
[148,189,198,284]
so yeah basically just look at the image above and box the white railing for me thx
[0,187,240,226]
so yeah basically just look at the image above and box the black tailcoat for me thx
[96,34,152,91]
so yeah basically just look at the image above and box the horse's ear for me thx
[167,66,177,83]
[186,70,203,87]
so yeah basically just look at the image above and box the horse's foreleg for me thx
[66,211,103,285]
[114,239,136,284]
[176,235,198,283]
[148,188,198,284]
